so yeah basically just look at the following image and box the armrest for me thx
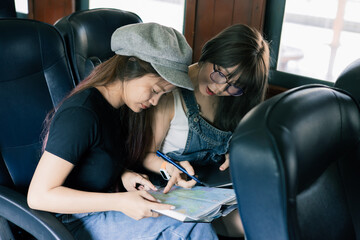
[0,185,74,240]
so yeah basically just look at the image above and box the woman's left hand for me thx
[121,170,158,192]
[219,153,230,171]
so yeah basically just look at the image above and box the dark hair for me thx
[42,55,158,168]
[199,24,270,131]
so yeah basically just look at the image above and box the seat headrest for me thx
[335,59,360,103]
[54,8,142,83]
[232,84,360,191]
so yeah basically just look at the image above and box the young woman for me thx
[27,23,218,240]
[143,23,271,237]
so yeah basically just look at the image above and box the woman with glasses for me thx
[142,23,270,238]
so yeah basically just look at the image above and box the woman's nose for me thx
[149,94,161,106]
[213,83,228,94]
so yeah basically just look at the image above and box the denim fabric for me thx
[166,89,232,165]
[57,211,218,240]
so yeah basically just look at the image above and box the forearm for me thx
[144,93,174,174]
[28,185,126,214]
[143,152,163,173]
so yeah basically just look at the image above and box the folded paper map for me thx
[149,186,237,222]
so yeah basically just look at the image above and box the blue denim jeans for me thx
[57,211,218,240]
[166,89,232,165]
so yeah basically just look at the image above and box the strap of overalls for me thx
[180,88,200,118]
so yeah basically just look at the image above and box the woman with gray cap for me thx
[27,22,218,239]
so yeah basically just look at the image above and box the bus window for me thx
[89,0,185,33]
[14,0,28,14]
[278,0,360,83]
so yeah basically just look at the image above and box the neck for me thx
[96,83,124,109]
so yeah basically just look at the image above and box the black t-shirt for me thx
[46,88,125,192]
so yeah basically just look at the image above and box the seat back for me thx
[334,59,360,103]
[0,19,75,194]
[230,84,360,240]
[54,8,142,84]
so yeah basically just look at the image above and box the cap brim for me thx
[152,63,194,91]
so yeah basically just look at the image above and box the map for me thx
[149,186,237,222]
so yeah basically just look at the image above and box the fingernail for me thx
[170,206,176,209]
[157,199,162,203]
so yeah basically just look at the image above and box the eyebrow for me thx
[217,64,232,76]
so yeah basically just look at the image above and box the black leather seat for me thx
[0,19,75,239]
[54,8,142,84]
[229,84,360,240]
[334,59,360,103]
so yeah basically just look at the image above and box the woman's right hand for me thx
[121,169,157,192]
[163,161,197,193]
[117,190,175,220]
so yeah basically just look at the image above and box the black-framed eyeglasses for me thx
[209,64,244,96]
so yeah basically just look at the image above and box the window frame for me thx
[263,0,334,89]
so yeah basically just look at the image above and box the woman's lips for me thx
[206,87,216,96]
[141,103,149,109]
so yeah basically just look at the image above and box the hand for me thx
[118,190,175,220]
[219,153,230,171]
[163,161,196,193]
[121,170,157,192]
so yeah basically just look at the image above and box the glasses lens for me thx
[227,86,244,96]
[210,71,227,84]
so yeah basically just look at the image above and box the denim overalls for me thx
[166,88,232,165]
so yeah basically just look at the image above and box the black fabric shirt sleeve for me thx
[45,107,99,165]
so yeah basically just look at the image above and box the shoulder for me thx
[50,107,99,144]
[56,89,100,121]
[52,90,102,131]
[55,88,111,123]
[54,106,98,124]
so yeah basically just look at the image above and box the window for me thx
[14,0,28,14]
[278,0,360,83]
[89,0,185,33]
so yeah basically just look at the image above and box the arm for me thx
[143,93,174,173]
[27,151,174,220]
[143,92,196,193]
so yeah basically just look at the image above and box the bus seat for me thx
[0,19,75,239]
[0,0,16,18]
[229,84,360,240]
[334,58,360,103]
[54,8,142,84]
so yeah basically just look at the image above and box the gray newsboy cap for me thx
[111,22,193,90]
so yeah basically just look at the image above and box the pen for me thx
[156,150,208,187]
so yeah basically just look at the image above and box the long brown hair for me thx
[42,55,157,168]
